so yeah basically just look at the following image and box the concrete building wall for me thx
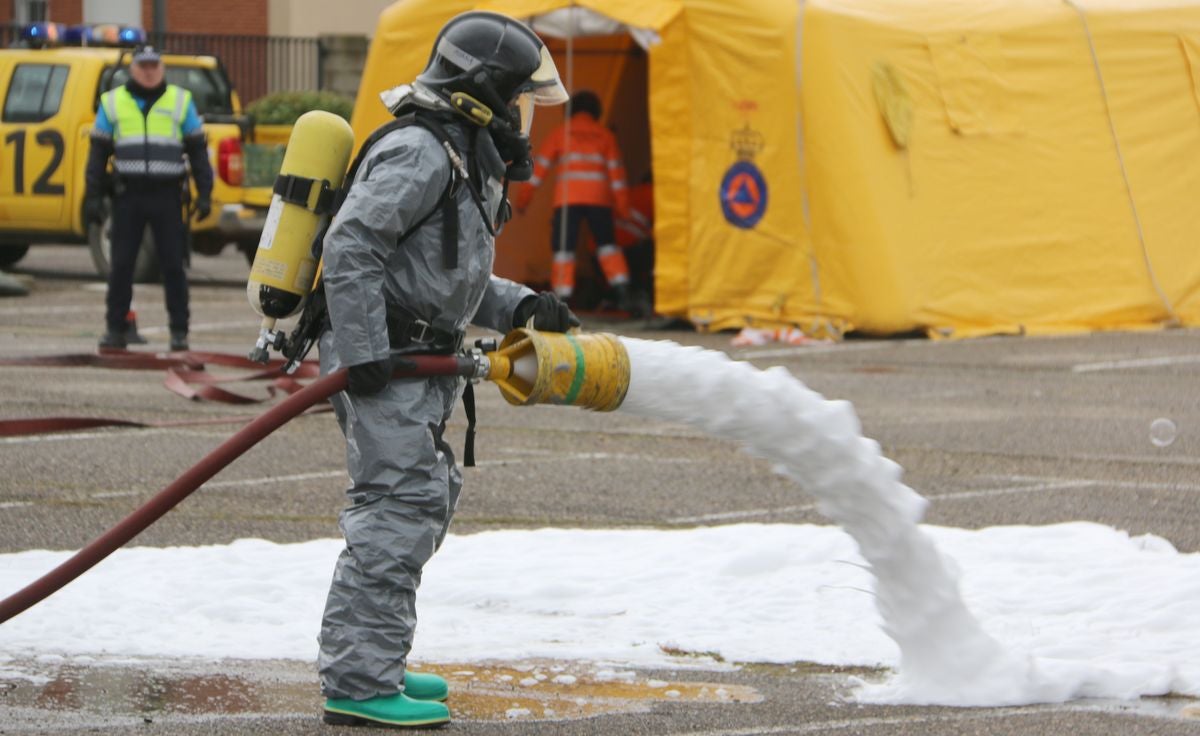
[319,33,368,97]
[82,0,135,25]
[268,0,388,38]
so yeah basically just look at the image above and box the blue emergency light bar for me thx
[20,22,63,47]
[20,22,146,48]
[117,26,146,45]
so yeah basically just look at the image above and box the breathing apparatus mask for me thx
[448,92,538,180]
[378,83,534,179]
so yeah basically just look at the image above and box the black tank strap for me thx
[273,173,336,214]
[462,382,477,467]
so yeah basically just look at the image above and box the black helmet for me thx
[417,11,568,135]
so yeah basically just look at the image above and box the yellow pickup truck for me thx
[0,42,274,281]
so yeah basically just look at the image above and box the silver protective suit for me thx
[317,104,533,700]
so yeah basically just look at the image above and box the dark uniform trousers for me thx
[106,182,189,334]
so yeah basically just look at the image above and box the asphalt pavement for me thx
[2,244,1199,735]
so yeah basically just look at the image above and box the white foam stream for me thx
[619,338,1058,705]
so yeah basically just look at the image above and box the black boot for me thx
[169,330,189,352]
[98,330,127,350]
[124,316,147,345]
[613,284,639,317]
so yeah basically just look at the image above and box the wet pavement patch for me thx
[0,656,761,726]
[417,661,761,721]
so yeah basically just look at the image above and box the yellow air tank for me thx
[247,110,354,362]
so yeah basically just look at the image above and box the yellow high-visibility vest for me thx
[101,84,190,179]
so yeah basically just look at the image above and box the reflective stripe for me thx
[437,38,481,73]
[90,130,112,143]
[534,156,551,167]
[114,159,186,176]
[617,220,649,240]
[138,134,184,146]
[103,92,119,137]
[606,159,622,169]
[611,179,627,189]
[551,256,575,296]
[563,152,605,164]
[630,210,651,228]
[596,244,630,285]
[528,175,543,187]
[561,171,607,182]
[171,88,186,127]
[553,250,575,263]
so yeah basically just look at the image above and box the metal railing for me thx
[149,32,320,104]
[1,25,321,106]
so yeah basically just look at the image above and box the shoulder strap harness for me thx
[280,110,501,464]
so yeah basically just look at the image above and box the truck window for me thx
[3,64,69,123]
[104,65,234,116]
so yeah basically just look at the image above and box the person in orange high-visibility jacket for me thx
[514,90,633,310]
[614,176,653,249]
[615,174,655,311]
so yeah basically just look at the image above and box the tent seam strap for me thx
[1064,0,1179,326]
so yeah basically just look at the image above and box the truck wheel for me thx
[0,244,30,268]
[238,239,258,266]
[88,206,160,284]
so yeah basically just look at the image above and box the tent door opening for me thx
[496,28,651,308]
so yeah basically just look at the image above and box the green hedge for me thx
[245,91,354,125]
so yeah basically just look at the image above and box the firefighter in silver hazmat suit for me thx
[317,11,575,729]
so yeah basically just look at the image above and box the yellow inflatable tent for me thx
[355,0,1200,338]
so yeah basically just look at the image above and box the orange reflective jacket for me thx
[515,113,629,215]
[615,181,654,248]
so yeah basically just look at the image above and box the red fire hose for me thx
[0,355,475,624]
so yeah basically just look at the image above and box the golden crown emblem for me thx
[730,124,765,161]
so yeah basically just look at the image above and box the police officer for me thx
[85,44,212,351]
[316,11,576,728]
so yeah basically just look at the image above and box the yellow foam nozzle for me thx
[486,329,630,412]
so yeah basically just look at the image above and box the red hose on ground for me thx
[0,355,474,624]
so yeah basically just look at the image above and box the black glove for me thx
[83,194,104,225]
[346,358,392,397]
[195,195,212,221]
[513,292,582,332]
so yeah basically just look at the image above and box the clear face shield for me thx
[513,45,569,136]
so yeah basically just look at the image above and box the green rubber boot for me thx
[403,671,449,701]
[323,693,450,728]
